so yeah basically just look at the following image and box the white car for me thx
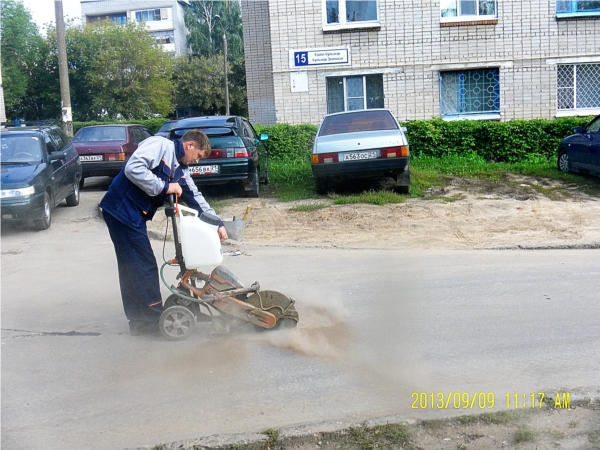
[311,109,410,194]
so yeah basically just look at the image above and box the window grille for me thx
[557,64,600,110]
[440,69,500,117]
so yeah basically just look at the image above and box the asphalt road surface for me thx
[2,184,599,449]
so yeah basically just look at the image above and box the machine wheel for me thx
[245,168,260,198]
[245,290,299,329]
[66,177,80,206]
[34,191,52,231]
[159,306,196,341]
[558,151,570,172]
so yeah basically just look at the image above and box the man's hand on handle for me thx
[166,183,182,196]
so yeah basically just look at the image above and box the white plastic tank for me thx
[178,205,223,269]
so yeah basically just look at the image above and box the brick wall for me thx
[242,0,600,125]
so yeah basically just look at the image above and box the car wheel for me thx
[558,151,570,172]
[66,177,80,206]
[245,169,260,198]
[315,177,328,195]
[34,191,52,231]
[395,185,410,195]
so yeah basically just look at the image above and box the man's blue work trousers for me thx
[102,211,163,327]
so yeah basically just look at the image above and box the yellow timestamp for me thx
[505,392,571,409]
[411,392,572,410]
[411,392,496,409]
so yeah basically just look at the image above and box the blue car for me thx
[557,114,600,176]
[1,123,82,230]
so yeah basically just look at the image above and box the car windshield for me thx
[0,134,43,163]
[157,121,176,133]
[318,110,399,136]
[172,127,242,150]
[72,126,126,142]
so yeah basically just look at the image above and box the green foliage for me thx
[45,21,174,121]
[182,0,247,116]
[255,123,317,161]
[0,0,45,119]
[404,117,593,162]
[172,55,246,116]
[185,0,244,59]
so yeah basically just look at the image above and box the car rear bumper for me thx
[82,161,125,178]
[189,159,255,187]
[0,193,44,221]
[311,157,409,180]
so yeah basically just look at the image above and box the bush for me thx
[403,116,593,162]
[254,123,317,162]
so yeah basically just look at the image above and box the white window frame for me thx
[440,0,498,24]
[322,0,380,32]
[326,74,384,114]
[135,9,168,22]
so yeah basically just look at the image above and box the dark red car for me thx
[72,124,152,187]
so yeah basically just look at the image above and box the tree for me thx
[181,0,247,116]
[0,0,45,119]
[44,20,175,121]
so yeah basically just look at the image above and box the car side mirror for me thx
[260,133,268,141]
[49,152,65,161]
[400,126,408,133]
[574,127,584,134]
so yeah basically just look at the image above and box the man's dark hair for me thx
[182,130,211,156]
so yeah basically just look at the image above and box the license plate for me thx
[190,165,219,175]
[342,151,378,161]
[79,155,103,162]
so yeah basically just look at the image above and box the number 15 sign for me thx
[289,47,350,69]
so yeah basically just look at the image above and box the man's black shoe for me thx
[130,321,159,336]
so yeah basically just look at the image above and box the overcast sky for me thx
[22,0,82,31]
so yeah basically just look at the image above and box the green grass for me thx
[288,202,329,212]
[267,152,600,205]
[513,426,536,444]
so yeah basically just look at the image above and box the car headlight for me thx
[1,186,35,198]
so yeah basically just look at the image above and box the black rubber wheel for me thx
[66,177,80,206]
[159,306,196,341]
[558,151,570,172]
[245,168,259,198]
[34,191,52,230]
[315,177,328,195]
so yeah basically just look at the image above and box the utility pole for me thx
[223,31,229,115]
[214,15,230,115]
[55,0,73,136]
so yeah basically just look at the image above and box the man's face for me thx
[181,140,208,165]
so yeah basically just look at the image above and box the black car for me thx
[557,114,600,176]
[168,116,268,198]
[0,122,82,230]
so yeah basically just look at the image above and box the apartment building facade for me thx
[81,0,190,56]
[241,0,600,126]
